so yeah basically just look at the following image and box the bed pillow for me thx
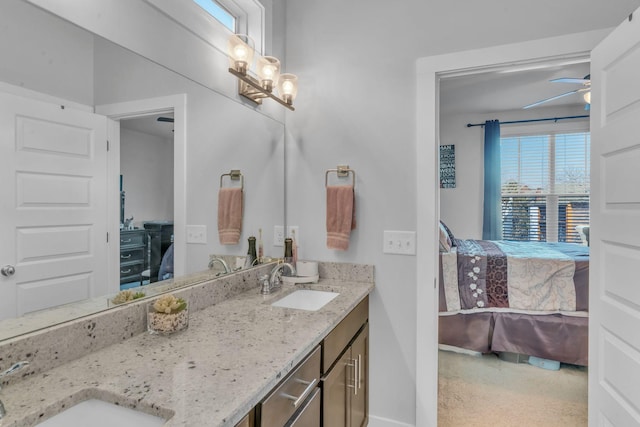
[439,220,456,246]
[439,222,452,252]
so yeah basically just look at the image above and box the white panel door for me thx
[0,92,108,320]
[590,8,640,426]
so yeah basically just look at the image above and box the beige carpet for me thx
[438,350,588,426]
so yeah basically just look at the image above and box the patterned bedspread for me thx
[440,239,589,314]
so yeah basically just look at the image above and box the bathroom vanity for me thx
[0,263,374,427]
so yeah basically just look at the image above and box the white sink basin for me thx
[37,399,167,427]
[271,289,339,311]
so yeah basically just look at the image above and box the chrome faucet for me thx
[269,262,296,288]
[0,361,29,420]
[208,257,232,275]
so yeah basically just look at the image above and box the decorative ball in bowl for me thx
[147,294,189,335]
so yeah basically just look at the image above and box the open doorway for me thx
[436,60,591,425]
[96,93,187,292]
[119,113,175,289]
[413,32,604,426]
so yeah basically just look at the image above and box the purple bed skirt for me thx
[438,312,588,366]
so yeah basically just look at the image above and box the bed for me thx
[438,222,589,366]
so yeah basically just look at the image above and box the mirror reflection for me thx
[0,0,284,340]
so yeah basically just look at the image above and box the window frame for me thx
[145,0,266,56]
[499,121,590,243]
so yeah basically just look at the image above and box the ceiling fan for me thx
[523,74,591,110]
[157,116,174,123]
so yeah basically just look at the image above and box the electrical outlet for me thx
[286,226,300,248]
[383,230,416,255]
[186,225,207,244]
[274,225,285,247]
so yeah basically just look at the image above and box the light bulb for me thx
[227,34,255,75]
[257,56,281,92]
[277,73,298,105]
[583,91,591,104]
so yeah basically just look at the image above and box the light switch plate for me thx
[274,226,285,247]
[186,225,207,244]
[383,230,416,255]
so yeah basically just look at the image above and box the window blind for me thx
[500,132,590,243]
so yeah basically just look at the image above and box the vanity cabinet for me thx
[258,346,321,427]
[119,229,147,286]
[235,409,255,427]
[321,296,369,427]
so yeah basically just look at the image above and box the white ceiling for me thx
[439,60,591,116]
[120,113,174,140]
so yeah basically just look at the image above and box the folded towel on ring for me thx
[326,185,356,250]
[218,187,243,244]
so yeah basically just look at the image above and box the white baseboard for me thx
[368,415,415,427]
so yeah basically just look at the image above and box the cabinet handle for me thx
[358,353,362,390]
[121,238,132,243]
[121,269,132,274]
[280,377,318,408]
[347,359,358,395]
[121,254,132,259]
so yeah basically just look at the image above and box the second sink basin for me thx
[37,398,167,427]
[271,289,339,311]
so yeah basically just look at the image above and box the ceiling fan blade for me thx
[523,89,581,109]
[157,116,174,123]
[550,77,590,85]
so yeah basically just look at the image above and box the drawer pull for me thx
[121,269,132,274]
[121,254,132,259]
[347,358,359,395]
[121,238,132,243]
[280,378,318,408]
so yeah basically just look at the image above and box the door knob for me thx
[1,265,15,277]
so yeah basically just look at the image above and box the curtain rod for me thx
[466,114,589,128]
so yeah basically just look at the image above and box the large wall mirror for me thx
[0,0,285,340]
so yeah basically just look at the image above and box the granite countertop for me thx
[1,278,373,427]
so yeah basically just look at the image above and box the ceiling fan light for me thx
[583,91,591,104]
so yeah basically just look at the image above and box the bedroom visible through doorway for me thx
[119,114,175,289]
[437,58,591,424]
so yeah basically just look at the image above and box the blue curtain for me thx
[483,120,503,240]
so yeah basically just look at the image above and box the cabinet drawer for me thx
[288,387,320,427]
[322,296,368,373]
[260,346,321,427]
[120,247,145,262]
[120,261,144,277]
[120,231,145,247]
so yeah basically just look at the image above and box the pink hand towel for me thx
[326,185,356,250]
[218,187,243,245]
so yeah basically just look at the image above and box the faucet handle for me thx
[0,361,29,378]
[260,275,271,295]
[0,361,29,390]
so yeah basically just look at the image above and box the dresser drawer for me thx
[120,230,146,247]
[120,247,145,262]
[260,346,321,427]
[120,261,145,277]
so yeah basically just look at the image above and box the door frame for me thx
[96,94,187,288]
[414,29,608,427]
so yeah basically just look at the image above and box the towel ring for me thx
[325,165,355,188]
[220,169,244,190]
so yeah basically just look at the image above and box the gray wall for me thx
[282,1,637,425]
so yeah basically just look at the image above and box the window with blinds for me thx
[500,132,590,243]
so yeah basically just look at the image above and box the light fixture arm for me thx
[228,68,295,111]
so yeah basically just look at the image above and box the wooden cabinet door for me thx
[322,349,350,427]
[350,324,368,427]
